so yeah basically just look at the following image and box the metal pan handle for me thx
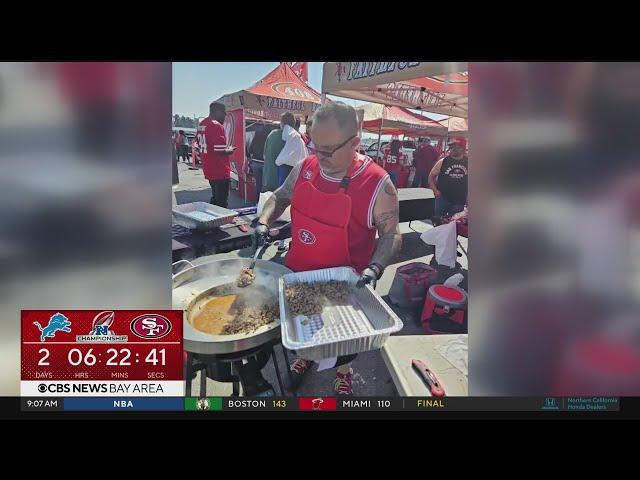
[172,259,194,277]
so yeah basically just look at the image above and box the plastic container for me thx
[421,284,468,335]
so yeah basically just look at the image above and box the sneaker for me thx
[289,358,312,391]
[333,368,354,395]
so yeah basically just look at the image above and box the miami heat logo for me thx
[303,170,313,180]
[299,229,316,245]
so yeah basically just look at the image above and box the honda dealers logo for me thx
[130,314,172,339]
[298,229,316,245]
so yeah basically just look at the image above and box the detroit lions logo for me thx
[299,229,316,245]
[33,312,72,342]
[303,170,313,180]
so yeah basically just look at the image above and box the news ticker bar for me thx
[21,396,620,412]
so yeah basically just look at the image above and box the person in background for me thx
[248,124,270,200]
[304,119,315,154]
[275,112,308,186]
[297,118,309,145]
[382,139,404,186]
[175,130,189,162]
[412,138,438,188]
[428,138,468,218]
[196,102,235,208]
[263,123,284,192]
[191,135,200,166]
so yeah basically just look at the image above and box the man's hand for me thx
[356,267,378,289]
[253,222,269,248]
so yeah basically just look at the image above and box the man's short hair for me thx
[210,102,226,114]
[312,102,358,136]
[281,112,296,129]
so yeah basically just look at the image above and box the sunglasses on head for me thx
[315,135,356,158]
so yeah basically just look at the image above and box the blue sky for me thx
[172,62,356,118]
[172,62,445,139]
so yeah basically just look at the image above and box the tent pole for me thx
[375,117,383,164]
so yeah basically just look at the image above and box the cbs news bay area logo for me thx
[37,382,165,394]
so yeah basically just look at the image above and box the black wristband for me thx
[368,263,384,279]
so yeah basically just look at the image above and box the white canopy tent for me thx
[321,62,468,118]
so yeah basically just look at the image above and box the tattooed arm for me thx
[370,176,402,268]
[258,161,303,226]
[428,158,443,198]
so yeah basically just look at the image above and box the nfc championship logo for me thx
[77,311,128,343]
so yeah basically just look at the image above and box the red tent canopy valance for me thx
[360,103,448,137]
[218,63,321,121]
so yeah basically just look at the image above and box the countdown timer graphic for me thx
[21,310,183,397]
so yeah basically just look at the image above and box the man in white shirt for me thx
[275,112,308,185]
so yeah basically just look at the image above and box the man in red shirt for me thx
[196,102,235,208]
[257,102,402,395]
[412,138,439,188]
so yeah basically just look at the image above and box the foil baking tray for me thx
[278,267,403,360]
[172,202,238,231]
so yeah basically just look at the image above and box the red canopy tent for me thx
[360,103,448,137]
[217,63,321,121]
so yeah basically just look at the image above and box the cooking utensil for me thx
[173,258,292,355]
[244,222,290,281]
[411,359,446,397]
[250,242,268,270]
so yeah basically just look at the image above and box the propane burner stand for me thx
[185,338,291,397]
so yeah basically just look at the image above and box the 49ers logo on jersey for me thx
[298,229,316,245]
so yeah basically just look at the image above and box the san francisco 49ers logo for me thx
[298,229,316,245]
[272,82,318,101]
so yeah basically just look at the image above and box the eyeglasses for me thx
[314,135,357,158]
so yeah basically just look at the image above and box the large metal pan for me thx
[173,258,292,355]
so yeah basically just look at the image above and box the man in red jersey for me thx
[257,102,402,395]
[196,102,236,207]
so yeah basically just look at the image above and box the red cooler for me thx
[421,284,468,334]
